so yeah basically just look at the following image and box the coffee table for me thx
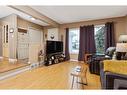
[70,66,87,89]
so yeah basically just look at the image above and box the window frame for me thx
[69,28,80,54]
[94,24,105,54]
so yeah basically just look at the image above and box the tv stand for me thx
[44,52,65,66]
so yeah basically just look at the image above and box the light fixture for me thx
[118,35,127,43]
[9,28,14,33]
[30,16,36,20]
[116,43,127,53]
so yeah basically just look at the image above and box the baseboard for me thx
[70,59,78,62]
[0,56,3,59]
[9,58,17,63]
[30,62,40,69]
[0,56,3,60]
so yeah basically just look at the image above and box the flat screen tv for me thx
[46,41,63,55]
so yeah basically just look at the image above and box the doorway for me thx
[17,28,29,62]
[17,27,43,64]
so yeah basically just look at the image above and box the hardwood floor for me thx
[0,61,101,89]
[0,58,29,73]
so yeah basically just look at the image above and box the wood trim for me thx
[18,28,27,33]
[9,6,60,27]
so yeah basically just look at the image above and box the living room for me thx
[0,5,127,94]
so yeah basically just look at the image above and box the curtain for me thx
[78,26,86,61]
[105,22,115,50]
[65,28,70,60]
[78,25,96,61]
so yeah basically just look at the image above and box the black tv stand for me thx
[44,52,65,66]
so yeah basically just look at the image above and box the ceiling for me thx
[31,6,127,24]
[0,6,127,26]
[0,6,49,26]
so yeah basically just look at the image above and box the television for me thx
[46,41,63,54]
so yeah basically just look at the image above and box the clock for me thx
[50,34,54,39]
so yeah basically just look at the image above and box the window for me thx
[94,25,105,54]
[69,28,79,54]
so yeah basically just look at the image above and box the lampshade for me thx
[116,43,127,52]
[118,35,127,42]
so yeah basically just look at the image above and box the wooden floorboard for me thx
[0,61,101,89]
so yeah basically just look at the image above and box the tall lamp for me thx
[116,43,127,60]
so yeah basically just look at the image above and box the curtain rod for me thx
[64,21,117,29]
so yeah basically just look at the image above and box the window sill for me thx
[70,53,79,55]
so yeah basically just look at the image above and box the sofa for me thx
[89,47,116,75]
[100,61,127,89]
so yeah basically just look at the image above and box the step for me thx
[0,65,30,80]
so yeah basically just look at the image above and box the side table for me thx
[84,53,92,63]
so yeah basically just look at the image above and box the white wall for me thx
[47,28,59,41]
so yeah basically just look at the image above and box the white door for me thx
[17,30,29,60]
[28,28,43,63]
[2,24,9,58]
[0,26,2,56]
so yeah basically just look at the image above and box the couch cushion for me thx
[103,60,127,75]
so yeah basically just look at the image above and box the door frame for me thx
[28,27,43,63]
[17,27,29,60]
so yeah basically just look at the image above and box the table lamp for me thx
[118,35,127,43]
[116,43,127,60]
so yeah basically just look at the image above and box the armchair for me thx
[114,79,127,89]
